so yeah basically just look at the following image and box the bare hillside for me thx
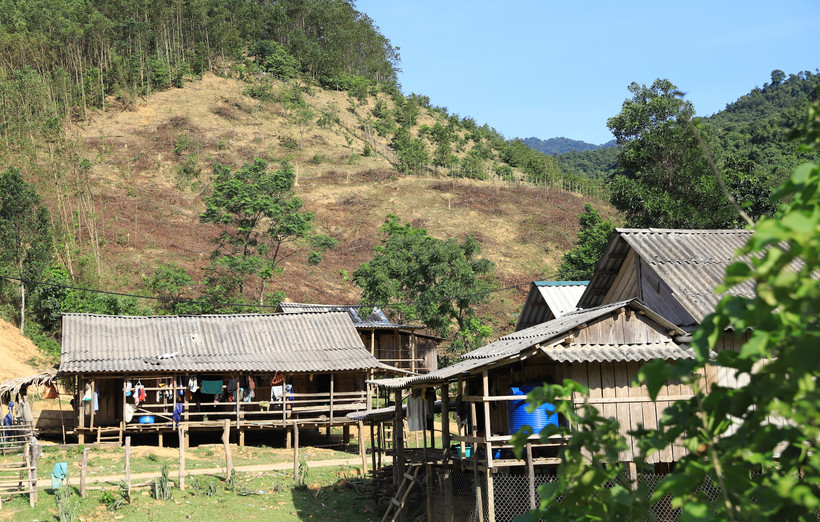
[39,73,616,332]
[0,319,49,381]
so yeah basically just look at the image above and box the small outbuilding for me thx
[278,303,440,373]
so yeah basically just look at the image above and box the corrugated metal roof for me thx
[59,311,397,374]
[515,281,588,331]
[541,342,694,363]
[278,302,418,329]
[579,229,755,324]
[369,299,691,390]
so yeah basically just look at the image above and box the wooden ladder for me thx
[96,427,123,445]
[381,465,420,522]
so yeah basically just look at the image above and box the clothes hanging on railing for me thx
[173,403,184,424]
[407,394,427,432]
[200,380,223,395]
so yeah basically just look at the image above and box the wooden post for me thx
[122,377,127,440]
[89,379,96,431]
[29,438,40,504]
[457,378,465,458]
[394,389,405,486]
[473,444,484,522]
[628,462,638,491]
[369,423,377,475]
[292,420,299,480]
[222,419,232,481]
[77,376,85,445]
[486,465,496,522]
[526,443,535,510]
[178,426,186,491]
[57,391,67,445]
[236,373,242,446]
[80,447,88,498]
[158,431,164,448]
[482,371,492,440]
[25,443,34,507]
[441,384,450,450]
[184,373,190,426]
[358,420,367,475]
[426,463,433,521]
[410,334,416,373]
[125,436,131,498]
[282,375,288,424]
[328,373,335,440]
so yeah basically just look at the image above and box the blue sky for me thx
[354,1,820,145]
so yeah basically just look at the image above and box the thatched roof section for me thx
[0,369,58,402]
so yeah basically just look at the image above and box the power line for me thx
[0,273,541,313]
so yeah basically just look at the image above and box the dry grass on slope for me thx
[61,73,614,315]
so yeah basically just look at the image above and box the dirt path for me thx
[45,457,364,488]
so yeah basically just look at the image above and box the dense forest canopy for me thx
[0,0,399,137]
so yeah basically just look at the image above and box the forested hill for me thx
[521,137,615,155]
[555,70,820,182]
[0,0,618,359]
[0,0,398,129]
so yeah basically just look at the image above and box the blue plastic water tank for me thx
[507,385,558,434]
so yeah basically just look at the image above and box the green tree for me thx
[200,159,334,305]
[514,91,820,521]
[0,167,52,331]
[556,204,615,280]
[354,215,495,351]
[607,79,736,228]
[391,127,429,174]
[145,263,195,314]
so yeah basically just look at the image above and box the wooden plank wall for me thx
[602,249,640,304]
[638,259,697,327]
[576,360,694,462]
[569,312,696,462]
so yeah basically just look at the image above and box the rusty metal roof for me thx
[514,281,588,331]
[369,299,692,390]
[579,229,755,325]
[59,311,397,374]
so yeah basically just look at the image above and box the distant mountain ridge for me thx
[521,136,616,155]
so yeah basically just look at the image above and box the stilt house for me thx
[58,311,400,446]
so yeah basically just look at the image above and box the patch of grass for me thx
[3,465,373,522]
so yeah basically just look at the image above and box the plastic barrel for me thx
[507,385,558,434]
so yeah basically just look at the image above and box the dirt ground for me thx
[0,317,48,381]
